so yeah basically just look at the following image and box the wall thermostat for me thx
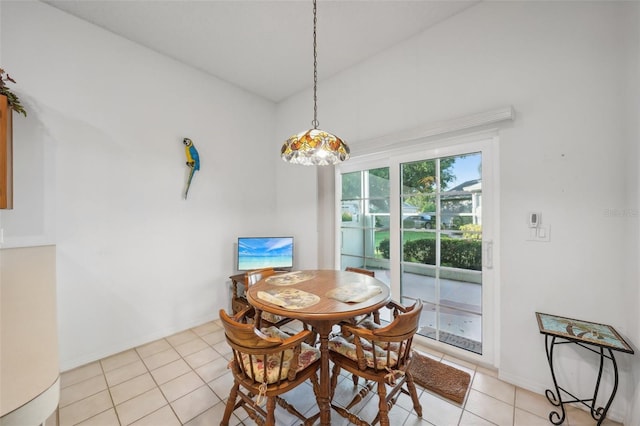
[529,212,541,228]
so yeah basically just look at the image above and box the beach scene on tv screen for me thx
[238,237,293,270]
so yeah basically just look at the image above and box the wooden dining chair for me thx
[246,267,317,345]
[344,267,381,325]
[328,299,424,426]
[345,266,375,277]
[245,267,294,328]
[219,307,321,426]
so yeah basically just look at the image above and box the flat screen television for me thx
[237,236,294,271]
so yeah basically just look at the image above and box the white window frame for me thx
[336,129,501,367]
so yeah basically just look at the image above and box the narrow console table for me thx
[535,312,634,425]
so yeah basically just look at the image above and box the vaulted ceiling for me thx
[43,0,478,102]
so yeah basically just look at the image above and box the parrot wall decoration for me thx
[183,137,200,199]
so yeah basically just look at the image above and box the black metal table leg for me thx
[591,348,618,425]
[544,336,620,426]
[544,335,567,425]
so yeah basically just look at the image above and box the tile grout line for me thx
[141,327,228,425]
[171,332,219,424]
[99,357,122,426]
[56,362,115,425]
[131,341,177,426]
[466,366,478,425]
[176,328,238,425]
[62,358,126,425]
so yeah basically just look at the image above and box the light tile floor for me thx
[48,320,622,426]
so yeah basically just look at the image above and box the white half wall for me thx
[276,1,640,422]
[0,0,282,371]
[1,245,58,423]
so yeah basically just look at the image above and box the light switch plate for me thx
[527,225,550,242]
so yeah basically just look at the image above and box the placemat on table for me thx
[257,288,320,309]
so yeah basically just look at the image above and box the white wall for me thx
[0,1,282,371]
[624,4,640,425]
[277,1,640,422]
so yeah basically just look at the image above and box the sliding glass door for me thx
[400,153,483,354]
[337,136,497,362]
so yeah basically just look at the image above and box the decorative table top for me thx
[535,312,634,353]
[246,269,391,321]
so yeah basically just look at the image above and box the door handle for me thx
[483,240,493,269]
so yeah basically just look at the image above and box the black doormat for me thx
[419,327,482,355]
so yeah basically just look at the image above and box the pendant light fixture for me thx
[280,0,350,166]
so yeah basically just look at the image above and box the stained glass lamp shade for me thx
[281,128,349,166]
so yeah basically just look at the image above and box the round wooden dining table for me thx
[246,269,391,425]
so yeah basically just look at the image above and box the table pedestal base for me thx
[306,320,333,425]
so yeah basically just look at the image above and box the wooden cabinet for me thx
[0,95,13,209]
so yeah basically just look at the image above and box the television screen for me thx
[237,237,294,271]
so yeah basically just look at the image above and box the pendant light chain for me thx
[279,0,349,166]
[312,0,319,129]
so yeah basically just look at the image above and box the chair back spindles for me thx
[245,267,276,286]
[328,299,424,424]
[243,268,312,334]
[219,308,321,425]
